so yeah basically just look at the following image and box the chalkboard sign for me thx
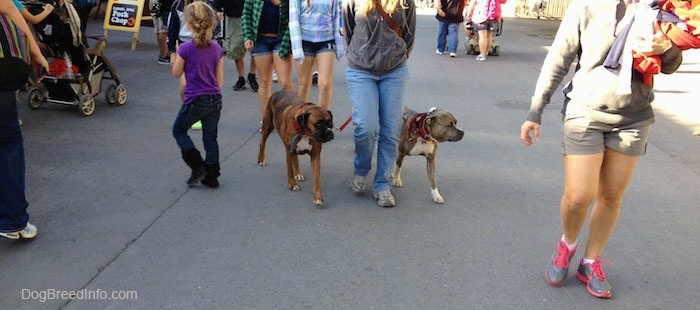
[102,0,145,50]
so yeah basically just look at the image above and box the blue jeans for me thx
[437,21,459,54]
[346,64,409,192]
[172,94,222,165]
[0,91,29,232]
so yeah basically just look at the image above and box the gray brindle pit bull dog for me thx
[257,90,334,207]
[392,107,464,204]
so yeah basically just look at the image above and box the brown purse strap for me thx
[373,0,402,37]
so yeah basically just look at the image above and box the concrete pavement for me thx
[1,12,699,309]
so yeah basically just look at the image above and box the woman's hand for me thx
[244,40,254,51]
[520,120,540,147]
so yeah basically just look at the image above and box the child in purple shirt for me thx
[171,1,225,188]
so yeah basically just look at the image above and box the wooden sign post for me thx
[102,0,146,50]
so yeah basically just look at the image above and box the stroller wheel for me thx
[115,85,128,105]
[106,85,117,104]
[79,95,96,116]
[27,87,44,109]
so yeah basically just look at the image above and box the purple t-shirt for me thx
[177,40,223,105]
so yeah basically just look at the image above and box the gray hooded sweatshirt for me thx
[528,0,683,126]
[343,0,416,75]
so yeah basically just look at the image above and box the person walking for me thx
[435,0,466,57]
[343,0,415,207]
[1,0,49,240]
[171,1,225,188]
[289,0,344,110]
[215,0,259,92]
[465,0,505,61]
[520,0,683,299]
[149,0,174,64]
[242,0,293,126]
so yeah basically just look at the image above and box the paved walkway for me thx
[1,13,699,310]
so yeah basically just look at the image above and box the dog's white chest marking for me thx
[408,138,436,156]
[295,136,313,153]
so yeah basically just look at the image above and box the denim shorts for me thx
[251,36,282,57]
[561,116,651,156]
[473,19,500,32]
[302,40,335,57]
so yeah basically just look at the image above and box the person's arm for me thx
[403,0,416,56]
[1,0,49,74]
[167,1,180,54]
[216,56,224,89]
[20,4,53,24]
[436,0,444,17]
[241,0,254,49]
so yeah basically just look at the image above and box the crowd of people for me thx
[1,0,690,302]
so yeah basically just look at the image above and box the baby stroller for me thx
[23,0,127,116]
[464,18,503,56]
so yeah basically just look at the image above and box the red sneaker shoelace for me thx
[554,241,573,268]
[590,257,613,281]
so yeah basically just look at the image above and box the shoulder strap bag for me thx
[373,0,402,37]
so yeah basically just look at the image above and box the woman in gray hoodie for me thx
[520,0,682,299]
[343,0,415,208]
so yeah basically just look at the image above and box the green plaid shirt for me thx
[242,0,292,58]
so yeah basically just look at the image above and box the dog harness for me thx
[406,112,433,142]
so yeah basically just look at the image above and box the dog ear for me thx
[327,110,333,127]
[297,113,310,128]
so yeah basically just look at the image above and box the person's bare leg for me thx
[584,148,639,258]
[560,153,604,245]
[272,53,293,92]
[157,33,168,58]
[296,56,315,101]
[315,52,335,110]
[254,54,274,118]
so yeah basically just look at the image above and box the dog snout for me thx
[318,129,334,142]
[449,129,465,142]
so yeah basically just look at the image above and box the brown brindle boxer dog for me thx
[257,90,334,207]
[392,107,464,204]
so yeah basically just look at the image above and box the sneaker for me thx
[576,257,613,298]
[0,223,38,240]
[545,240,576,286]
[272,70,278,83]
[157,56,170,65]
[233,77,246,91]
[373,190,396,208]
[449,52,457,58]
[191,121,202,130]
[435,49,444,55]
[351,174,366,195]
[476,54,487,61]
[247,73,259,92]
[312,71,319,85]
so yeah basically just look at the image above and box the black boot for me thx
[201,162,220,188]
[182,149,206,187]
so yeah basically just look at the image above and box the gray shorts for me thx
[153,15,168,34]
[561,116,651,156]
[224,17,246,59]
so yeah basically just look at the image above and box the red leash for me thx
[337,115,352,132]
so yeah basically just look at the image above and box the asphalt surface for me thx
[2,11,699,310]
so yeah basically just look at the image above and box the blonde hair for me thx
[357,0,405,15]
[184,1,216,48]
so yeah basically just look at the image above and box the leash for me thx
[337,115,352,132]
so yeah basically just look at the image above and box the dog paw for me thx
[258,161,266,166]
[313,198,324,207]
[289,184,300,191]
[431,189,444,204]
[392,179,403,187]
[295,174,305,181]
